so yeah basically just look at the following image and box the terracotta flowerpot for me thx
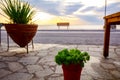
[62,64,82,80]
[4,24,38,47]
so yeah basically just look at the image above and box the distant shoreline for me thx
[1,29,120,32]
[1,24,120,32]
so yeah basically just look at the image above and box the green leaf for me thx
[0,0,35,24]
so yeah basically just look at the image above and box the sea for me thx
[38,25,120,30]
[1,24,120,30]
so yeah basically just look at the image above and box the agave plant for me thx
[0,0,35,24]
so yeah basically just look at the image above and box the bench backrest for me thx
[57,22,69,26]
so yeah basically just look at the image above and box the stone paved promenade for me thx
[0,43,120,80]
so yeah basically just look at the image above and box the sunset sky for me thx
[0,0,120,25]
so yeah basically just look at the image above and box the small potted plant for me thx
[0,0,38,47]
[55,48,90,80]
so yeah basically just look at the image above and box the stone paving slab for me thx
[0,43,120,80]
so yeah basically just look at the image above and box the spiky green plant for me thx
[0,0,35,24]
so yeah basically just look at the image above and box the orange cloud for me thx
[34,15,88,25]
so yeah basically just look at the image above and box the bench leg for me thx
[7,33,9,51]
[0,27,1,46]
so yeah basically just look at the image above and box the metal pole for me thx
[105,0,107,16]
[103,0,107,29]
[0,24,2,46]
[27,44,28,53]
[0,27,1,46]
[7,33,9,51]
[32,39,34,49]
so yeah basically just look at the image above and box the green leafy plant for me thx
[55,48,90,67]
[0,0,35,24]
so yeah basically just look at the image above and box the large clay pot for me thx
[62,64,82,80]
[4,24,38,47]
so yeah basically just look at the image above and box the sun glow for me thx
[33,12,54,21]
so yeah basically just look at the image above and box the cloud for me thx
[65,3,83,15]
[79,0,105,7]
[1,0,120,25]
[106,2,120,15]
[25,0,61,15]
[37,1,61,15]
[78,15,103,24]
[25,0,84,16]
[94,1,120,16]
[25,0,120,25]
[80,6,96,12]
[72,1,120,24]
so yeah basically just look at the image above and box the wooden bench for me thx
[57,22,69,30]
